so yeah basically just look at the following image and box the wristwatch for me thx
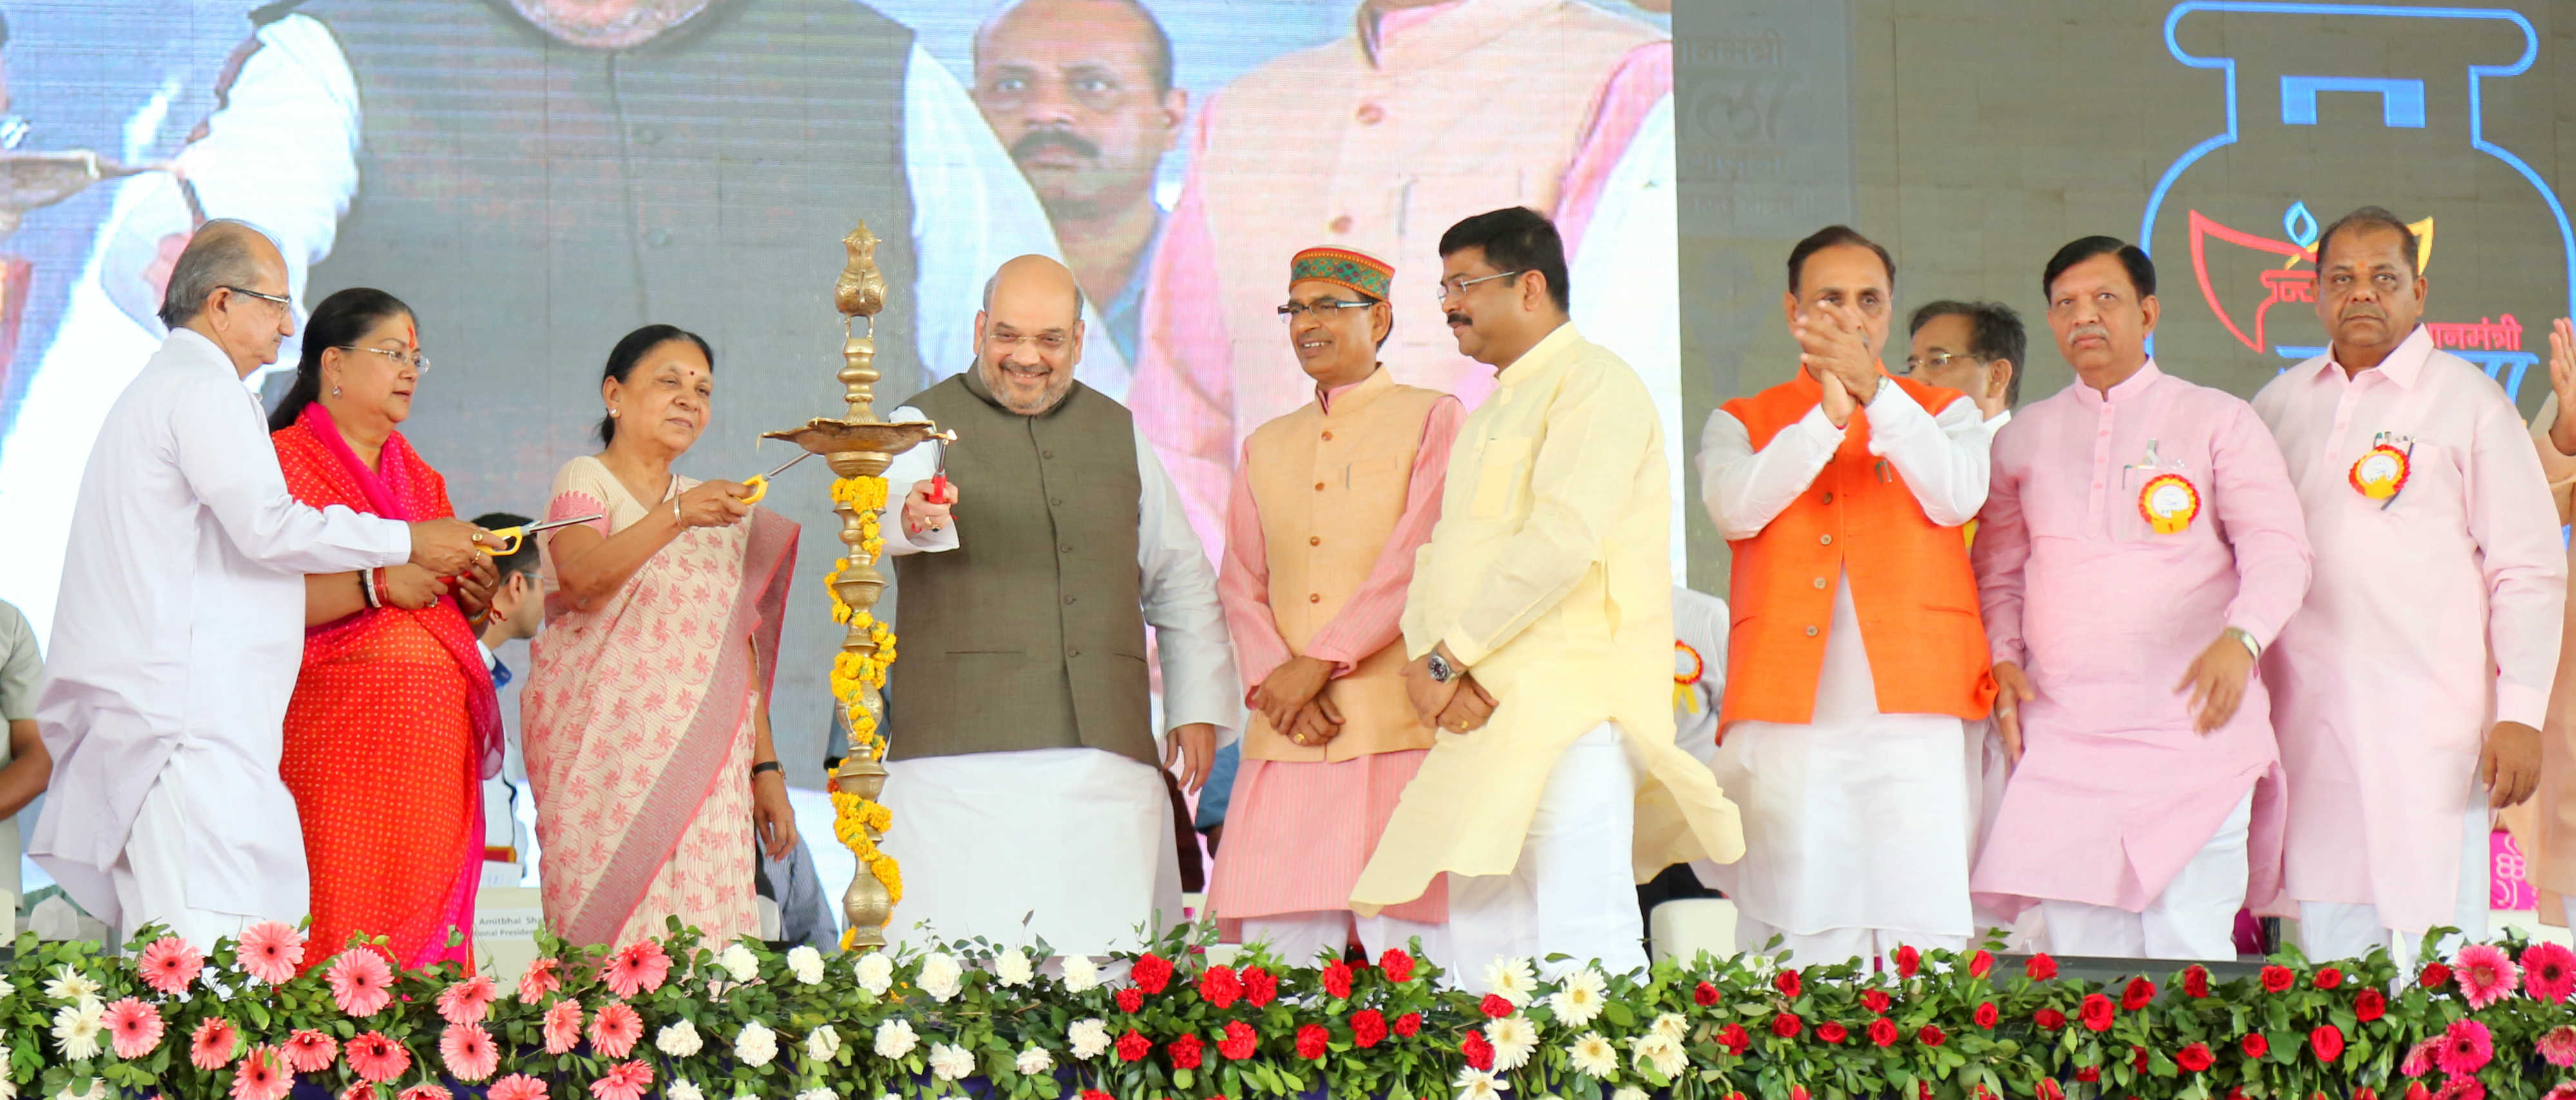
[1426,651,1458,685]
[2224,627,2262,660]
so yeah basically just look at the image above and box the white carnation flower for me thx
[854,951,895,996]
[917,952,964,1002]
[928,1042,976,1081]
[1015,1046,1054,1076]
[43,967,100,1005]
[1651,1012,1688,1041]
[735,1020,779,1067]
[1453,1067,1510,1100]
[807,1023,842,1061]
[655,1019,705,1057]
[1629,1031,1685,1078]
[796,1090,833,1100]
[1061,954,1101,993]
[1484,1014,1537,1072]
[874,1018,920,1059]
[1611,1089,1648,1100]
[1482,957,1537,1006]
[993,947,1035,988]
[1067,1018,1110,1059]
[50,1000,104,1061]
[0,975,17,999]
[786,945,826,985]
[1547,968,1607,1028]
[717,944,761,983]
[666,1081,705,1100]
[1566,1032,1618,1078]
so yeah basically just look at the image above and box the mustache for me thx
[1010,129,1100,162]
[2341,303,2387,320]
[2069,324,2108,343]
[1446,311,1470,327]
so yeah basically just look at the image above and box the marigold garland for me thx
[824,473,902,940]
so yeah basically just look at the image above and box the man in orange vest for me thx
[1209,247,1463,964]
[1694,225,1997,964]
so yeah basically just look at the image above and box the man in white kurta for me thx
[874,255,1237,959]
[29,222,484,948]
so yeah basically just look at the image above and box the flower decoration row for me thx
[822,472,900,942]
[12,919,2576,1100]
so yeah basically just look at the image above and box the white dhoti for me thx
[2042,790,2253,960]
[1448,723,1645,991]
[880,746,1181,958]
[2297,773,2489,971]
[109,778,264,951]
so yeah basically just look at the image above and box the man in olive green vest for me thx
[875,254,1238,958]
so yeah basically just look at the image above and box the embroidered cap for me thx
[1289,246,1394,301]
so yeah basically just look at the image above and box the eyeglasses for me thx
[1902,350,1982,374]
[1435,270,1525,301]
[221,285,293,309]
[1276,298,1376,321]
[986,328,1070,353]
[340,345,432,374]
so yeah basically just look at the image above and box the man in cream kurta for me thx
[1352,208,1739,989]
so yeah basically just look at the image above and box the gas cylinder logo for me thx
[2139,1,2573,403]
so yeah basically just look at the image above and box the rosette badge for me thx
[2349,443,2410,502]
[2138,473,2200,535]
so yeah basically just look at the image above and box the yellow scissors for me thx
[737,450,818,504]
[477,513,606,556]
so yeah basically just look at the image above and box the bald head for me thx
[159,220,285,328]
[974,254,1085,415]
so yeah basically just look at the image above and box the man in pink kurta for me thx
[2253,207,2564,964]
[1970,236,2311,960]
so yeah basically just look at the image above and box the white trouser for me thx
[110,779,261,951]
[2298,788,2488,971]
[1240,911,1452,969]
[1450,724,1643,991]
[2040,790,2253,960]
[1732,918,1965,967]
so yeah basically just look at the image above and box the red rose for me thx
[1861,989,1891,1015]
[1243,967,1278,1009]
[1350,1010,1387,1050]
[2036,1079,2065,1100]
[2183,965,2211,999]
[1393,1012,1422,1039]
[1116,1030,1151,1063]
[2260,965,2295,993]
[1974,1001,1999,1030]
[1693,981,1721,1007]
[1083,1092,1113,1100]
[2079,993,2116,1032]
[2405,1084,2430,1100]
[1772,1012,1804,1038]
[2026,954,2059,981]
[2240,1033,2268,1059]
[1776,970,1803,998]
[2121,976,2155,1011]
[1461,1031,1493,1071]
[1116,988,1145,1014]
[1321,962,1354,1000]
[2132,1045,2150,1072]
[1218,1020,1257,1061]
[1198,965,1242,1010]
[2077,1067,2101,1083]
[2356,987,2387,1021]
[1478,994,1513,1019]
[2314,967,2344,990]
[1894,945,1922,978]
[1917,1025,1946,1047]
[1868,1018,1900,1048]
[2420,962,2452,990]
[1718,1023,1751,1055]
[2310,1024,2345,1063]
[1817,1021,1850,1044]
[2033,1009,2067,1031]
[2177,1043,2215,1073]
[1378,949,1416,984]
[1132,954,1174,995]
[1969,950,1994,978]
[1168,1033,1205,1070]
[1294,1024,1328,1061]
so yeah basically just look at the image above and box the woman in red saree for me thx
[271,288,503,971]
[523,324,799,949]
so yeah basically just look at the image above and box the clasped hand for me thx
[1253,655,1343,748]
[1795,301,1882,429]
[1404,645,1497,734]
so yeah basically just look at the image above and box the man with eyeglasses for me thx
[1205,247,1460,964]
[864,254,1238,962]
[30,220,488,951]
[1904,301,2024,431]
[1352,207,1738,989]
[1694,225,1992,966]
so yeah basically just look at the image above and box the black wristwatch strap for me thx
[750,760,783,779]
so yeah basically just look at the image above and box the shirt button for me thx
[1819,534,1833,545]
[1321,430,1334,441]
[1804,625,1819,637]
[1050,497,1065,507]
[1063,595,1077,605]
[1821,492,1833,504]
[1068,649,1081,658]
[645,228,674,247]
[633,125,661,144]
[1309,593,1322,603]
[1315,482,1327,491]
[1329,214,1354,234]
[1356,103,1386,124]
[1059,544,1073,553]
[1309,536,1321,546]
[1812,577,1827,589]
[2092,482,2103,490]
[1041,450,1054,459]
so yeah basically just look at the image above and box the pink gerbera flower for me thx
[340,1086,377,1100]
[542,999,585,1054]
[282,1029,339,1074]
[602,941,670,999]
[137,937,204,997]
[2455,944,2521,1009]
[104,998,164,1059]
[344,1031,413,1085]
[518,957,563,1004]
[589,1001,643,1059]
[2529,943,2576,1005]
[2435,1018,2494,1076]
[398,1086,453,1100]
[2543,1084,2576,1100]
[487,1077,549,1100]
[191,1017,240,1072]
[231,1046,290,1100]
[2543,1026,2576,1069]
[587,1059,654,1100]
[235,922,307,985]
[328,949,397,1018]
[440,1022,499,1083]
[437,973,498,1025]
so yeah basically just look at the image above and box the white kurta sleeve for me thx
[1861,381,1991,526]
[875,405,958,556]
[1696,405,1840,541]
[171,376,408,572]
[1133,433,1243,746]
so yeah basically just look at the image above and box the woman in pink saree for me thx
[524,325,800,948]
